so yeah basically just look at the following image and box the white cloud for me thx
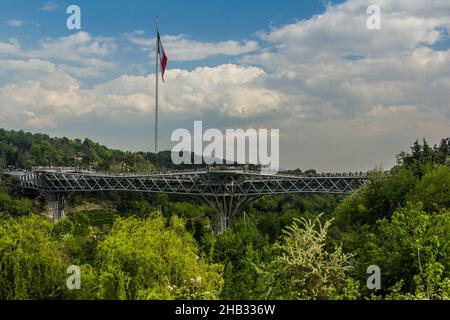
[92,64,287,117]
[0,38,21,55]
[1,0,449,170]
[0,33,117,80]
[0,32,116,68]
[7,20,23,27]
[0,57,112,79]
[23,111,56,129]
[127,31,259,61]
[0,59,56,73]
[0,64,287,130]
[241,0,450,119]
[40,1,61,12]
[29,32,117,65]
[237,0,450,169]
[365,104,418,117]
[248,0,450,67]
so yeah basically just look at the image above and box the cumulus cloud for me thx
[0,57,112,79]
[0,32,117,69]
[28,32,117,66]
[88,64,289,118]
[0,0,449,170]
[23,111,56,129]
[0,32,117,80]
[241,0,450,120]
[237,0,450,169]
[0,59,56,73]
[251,0,450,64]
[0,38,21,55]
[0,64,287,128]
[127,31,259,61]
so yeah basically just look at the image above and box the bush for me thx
[0,216,70,299]
[262,215,354,299]
[95,214,223,300]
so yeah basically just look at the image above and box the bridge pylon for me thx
[203,195,258,235]
[42,192,72,221]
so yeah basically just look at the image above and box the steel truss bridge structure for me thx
[5,168,368,234]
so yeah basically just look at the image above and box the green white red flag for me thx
[157,32,168,81]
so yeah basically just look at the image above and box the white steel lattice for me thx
[18,170,367,196]
[8,169,369,233]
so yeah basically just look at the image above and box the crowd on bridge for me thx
[0,165,387,179]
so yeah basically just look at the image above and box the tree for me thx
[355,203,450,296]
[407,165,450,213]
[212,219,273,299]
[333,167,417,232]
[0,191,35,217]
[0,216,70,299]
[94,214,223,300]
[263,215,355,299]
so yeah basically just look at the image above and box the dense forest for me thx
[0,129,449,300]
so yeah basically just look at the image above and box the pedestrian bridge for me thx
[3,167,369,233]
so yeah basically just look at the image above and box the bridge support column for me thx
[42,192,72,221]
[203,195,251,235]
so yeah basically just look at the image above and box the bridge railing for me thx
[3,166,379,178]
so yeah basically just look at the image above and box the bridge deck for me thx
[2,168,370,233]
[10,169,368,196]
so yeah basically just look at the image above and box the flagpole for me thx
[155,16,159,153]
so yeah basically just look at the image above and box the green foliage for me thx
[253,193,342,242]
[0,216,70,299]
[0,212,225,300]
[0,132,449,300]
[212,219,273,299]
[407,165,450,212]
[116,198,151,217]
[52,210,114,266]
[397,138,450,178]
[0,191,35,217]
[332,145,450,299]
[333,167,418,231]
[0,128,158,172]
[255,210,305,242]
[384,272,450,300]
[253,194,340,216]
[0,128,219,172]
[355,203,450,295]
[262,215,355,299]
[171,202,213,242]
[95,214,223,300]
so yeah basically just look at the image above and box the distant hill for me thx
[0,128,204,172]
[1,128,449,174]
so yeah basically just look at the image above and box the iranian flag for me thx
[157,32,168,81]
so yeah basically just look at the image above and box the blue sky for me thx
[1,0,337,39]
[1,0,344,74]
[0,0,449,171]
